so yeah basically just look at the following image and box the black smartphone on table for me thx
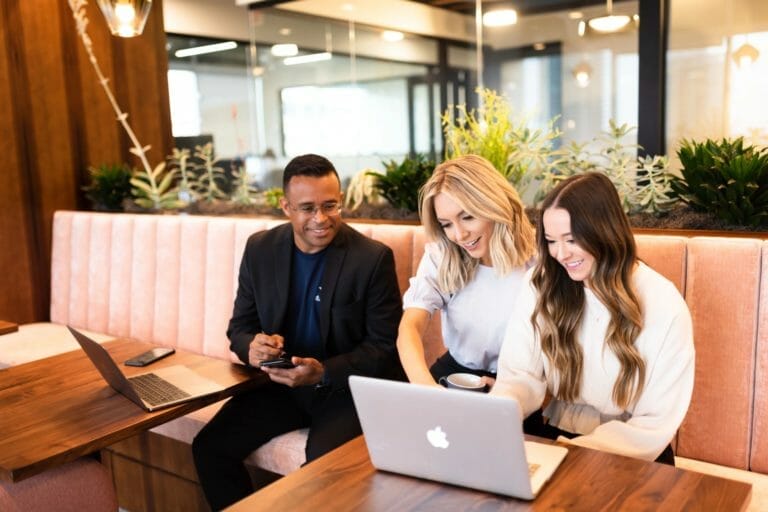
[124,347,176,367]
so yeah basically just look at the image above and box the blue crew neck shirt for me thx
[283,244,328,360]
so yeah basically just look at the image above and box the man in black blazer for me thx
[193,154,404,510]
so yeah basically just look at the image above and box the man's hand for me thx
[247,333,285,367]
[261,356,325,388]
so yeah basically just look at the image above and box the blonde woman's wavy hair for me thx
[419,155,535,294]
[532,172,644,409]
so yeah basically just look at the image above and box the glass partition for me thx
[667,0,768,162]
[166,1,646,186]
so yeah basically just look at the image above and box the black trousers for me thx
[192,381,362,511]
[523,408,676,466]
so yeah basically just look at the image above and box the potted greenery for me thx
[83,163,133,211]
[366,154,435,213]
[671,137,768,228]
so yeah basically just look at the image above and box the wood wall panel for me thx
[0,0,172,323]
[0,2,38,322]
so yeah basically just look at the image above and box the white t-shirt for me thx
[402,243,529,372]
[491,262,695,461]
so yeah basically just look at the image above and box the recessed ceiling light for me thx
[271,43,298,57]
[279,28,292,36]
[382,30,404,42]
[482,9,517,27]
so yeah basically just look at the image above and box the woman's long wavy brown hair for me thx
[420,155,535,294]
[532,173,644,409]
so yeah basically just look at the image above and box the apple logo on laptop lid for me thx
[426,426,449,449]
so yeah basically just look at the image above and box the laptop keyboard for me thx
[129,372,191,406]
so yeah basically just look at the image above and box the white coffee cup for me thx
[439,372,486,392]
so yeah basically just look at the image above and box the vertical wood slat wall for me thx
[0,0,172,323]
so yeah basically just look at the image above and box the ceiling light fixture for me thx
[733,42,760,67]
[573,62,592,88]
[270,43,299,57]
[382,30,404,42]
[97,0,153,37]
[174,41,238,58]
[482,9,518,27]
[585,0,632,34]
[284,52,332,66]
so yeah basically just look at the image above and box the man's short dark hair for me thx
[283,154,340,191]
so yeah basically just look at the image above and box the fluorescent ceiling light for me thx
[283,52,332,66]
[271,43,298,57]
[587,14,632,33]
[483,9,517,27]
[382,30,404,42]
[174,41,238,58]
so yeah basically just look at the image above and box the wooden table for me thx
[0,338,264,482]
[229,436,753,511]
[0,320,18,335]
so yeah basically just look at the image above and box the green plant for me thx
[194,143,227,202]
[344,169,387,211]
[230,166,257,206]
[538,121,676,215]
[131,162,185,210]
[672,137,768,226]
[83,163,132,211]
[367,154,435,212]
[442,88,561,195]
[263,187,284,209]
[169,147,197,205]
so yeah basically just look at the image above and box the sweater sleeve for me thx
[490,271,547,416]
[562,303,695,461]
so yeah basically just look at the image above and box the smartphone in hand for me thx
[124,347,175,367]
[259,356,296,369]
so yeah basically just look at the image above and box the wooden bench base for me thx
[101,431,281,511]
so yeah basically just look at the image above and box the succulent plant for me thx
[672,137,768,227]
[131,162,185,210]
[194,143,227,202]
[230,165,258,206]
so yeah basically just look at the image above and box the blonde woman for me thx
[491,172,695,465]
[397,155,535,387]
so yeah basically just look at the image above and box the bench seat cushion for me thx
[150,402,308,476]
[0,323,113,369]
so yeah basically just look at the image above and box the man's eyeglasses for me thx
[287,201,342,216]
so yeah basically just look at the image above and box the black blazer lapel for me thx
[269,224,293,333]
[318,226,349,343]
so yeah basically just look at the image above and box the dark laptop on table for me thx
[68,326,225,412]
[349,375,568,500]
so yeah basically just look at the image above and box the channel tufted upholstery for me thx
[3,211,768,480]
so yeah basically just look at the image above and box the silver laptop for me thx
[349,375,568,500]
[68,326,225,412]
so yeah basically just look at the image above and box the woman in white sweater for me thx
[491,172,695,464]
[397,155,535,387]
